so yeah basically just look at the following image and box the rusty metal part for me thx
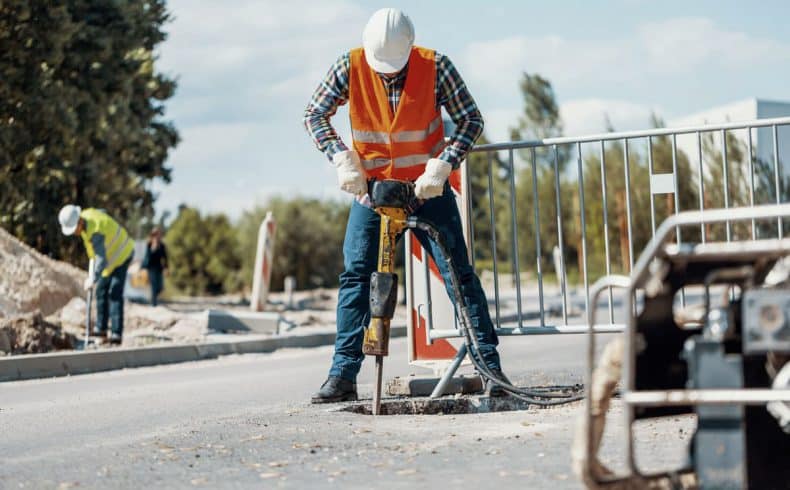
[362,318,390,357]
[582,204,790,489]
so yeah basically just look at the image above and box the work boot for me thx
[311,376,358,404]
[483,368,512,397]
[90,329,107,338]
[108,333,123,345]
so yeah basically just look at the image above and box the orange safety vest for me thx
[348,46,446,181]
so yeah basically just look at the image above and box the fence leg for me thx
[430,343,468,399]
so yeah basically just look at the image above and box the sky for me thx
[153,0,790,220]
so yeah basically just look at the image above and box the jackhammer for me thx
[364,180,583,415]
[364,180,412,415]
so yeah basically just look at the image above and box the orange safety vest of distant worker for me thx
[348,46,446,181]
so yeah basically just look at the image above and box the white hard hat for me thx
[58,204,81,235]
[362,8,415,74]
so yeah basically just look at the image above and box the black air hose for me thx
[407,217,584,406]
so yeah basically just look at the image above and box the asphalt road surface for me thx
[1,334,693,489]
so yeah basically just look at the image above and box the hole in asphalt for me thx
[336,396,543,415]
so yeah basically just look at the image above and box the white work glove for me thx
[332,150,367,196]
[414,158,453,200]
[83,276,95,292]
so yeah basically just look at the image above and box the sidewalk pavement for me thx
[0,325,406,382]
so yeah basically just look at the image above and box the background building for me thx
[669,98,790,179]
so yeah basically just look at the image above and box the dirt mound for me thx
[0,227,85,317]
[52,297,208,348]
[0,311,78,355]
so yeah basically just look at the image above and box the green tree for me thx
[508,73,575,283]
[465,134,510,270]
[236,198,349,292]
[644,114,700,245]
[753,154,790,237]
[0,1,178,262]
[510,74,566,148]
[701,128,758,241]
[700,128,790,239]
[501,80,701,285]
[570,115,698,279]
[165,206,242,295]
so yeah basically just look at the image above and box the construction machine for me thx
[576,204,790,489]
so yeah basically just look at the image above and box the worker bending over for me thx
[59,205,134,344]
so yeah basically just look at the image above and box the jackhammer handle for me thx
[367,179,423,214]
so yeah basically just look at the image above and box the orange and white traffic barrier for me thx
[405,166,469,371]
[251,211,276,312]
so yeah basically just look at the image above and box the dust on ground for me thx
[0,226,397,356]
[0,396,695,489]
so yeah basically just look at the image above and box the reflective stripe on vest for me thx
[352,115,442,144]
[107,235,131,267]
[362,138,446,170]
[105,225,123,252]
[80,208,134,277]
[348,46,445,181]
[351,129,389,144]
[392,115,443,143]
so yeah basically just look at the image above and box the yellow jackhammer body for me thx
[362,180,418,415]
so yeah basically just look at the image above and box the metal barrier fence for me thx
[424,116,790,342]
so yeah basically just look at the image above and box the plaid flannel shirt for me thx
[303,51,484,169]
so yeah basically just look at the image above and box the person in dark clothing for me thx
[143,227,168,307]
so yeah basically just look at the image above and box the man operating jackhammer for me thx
[58,205,134,345]
[303,8,508,403]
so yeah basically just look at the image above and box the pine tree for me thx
[0,0,178,263]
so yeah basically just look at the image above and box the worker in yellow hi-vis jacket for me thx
[58,205,134,344]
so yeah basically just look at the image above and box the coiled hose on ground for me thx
[407,216,584,406]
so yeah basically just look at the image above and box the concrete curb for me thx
[0,325,406,382]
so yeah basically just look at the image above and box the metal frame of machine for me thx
[583,203,790,488]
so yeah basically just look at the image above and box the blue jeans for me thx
[330,184,501,382]
[148,268,164,307]
[95,256,132,336]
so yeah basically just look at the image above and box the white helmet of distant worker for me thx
[58,204,82,236]
[362,8,415,74]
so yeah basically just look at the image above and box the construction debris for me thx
[0,227,84,318]
[0,228,380,355]
[0,311,77,355]
[0,229,207,353]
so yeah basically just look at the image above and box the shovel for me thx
[84,287,93,350]
[83,258,95,350]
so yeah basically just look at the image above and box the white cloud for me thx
[169,122,263,166]
[152,0,372,217]
[482,108,520,142]
[638,17,790,73]
[560,99,659,136]
[159,0,369,126]
[460,35,632,94]
[150,8,790,218]
[481,99,658,142]
[461,16,790,143]
[463,17,790,96]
